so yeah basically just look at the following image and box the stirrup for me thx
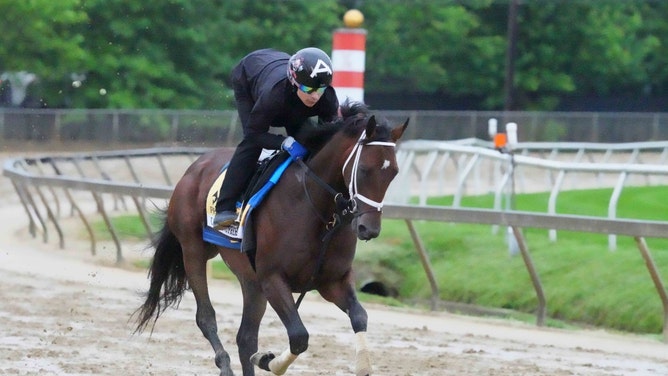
[218,223,241,241]
[213,211,238,230]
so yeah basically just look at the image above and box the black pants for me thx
[215,138,263,212]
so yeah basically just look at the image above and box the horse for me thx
[133,101,408,376]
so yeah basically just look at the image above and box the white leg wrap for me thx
[355,331,372,376]
[268,348,298,375]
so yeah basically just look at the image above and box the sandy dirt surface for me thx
[2,151,668,376]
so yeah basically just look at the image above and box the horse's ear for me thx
[391,118,409,142]
[365,115,377,139]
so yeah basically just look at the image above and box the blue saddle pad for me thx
[202,152,294,250]
[203,226,241,249]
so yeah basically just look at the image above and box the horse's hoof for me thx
[250,351,275,372]
[215,351,234,376]
[219,368,235,376]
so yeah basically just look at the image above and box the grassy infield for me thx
[104,186,668,336]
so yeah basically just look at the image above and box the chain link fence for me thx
[2,109,667,147]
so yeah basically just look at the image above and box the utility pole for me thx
[503,0,520,111]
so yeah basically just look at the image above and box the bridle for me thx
[294,127,396,309]
[342,131,397,212]
[298,129,397,228]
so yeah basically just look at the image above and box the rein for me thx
[296,158,356,229]
[294,131,397,309]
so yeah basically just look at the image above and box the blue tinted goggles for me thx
[298,84,326,95]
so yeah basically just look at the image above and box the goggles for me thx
[297,84,326,95]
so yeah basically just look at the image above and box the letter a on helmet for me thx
[310,59,332,78]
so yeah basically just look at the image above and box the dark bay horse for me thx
[134,102,408,376]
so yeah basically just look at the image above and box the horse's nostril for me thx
[357,224,379,240]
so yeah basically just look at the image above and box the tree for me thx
[76,0,343,109]
[0,0,87,107]
[3,0,668,110]
[515,1,660,109]
[362,2,503,93]
[635,0,668,97]
[77,0,227,108]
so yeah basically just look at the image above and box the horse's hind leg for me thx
[181,239,235,376]
[319,275,372,376]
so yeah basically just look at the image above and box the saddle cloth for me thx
[202,151,293,251]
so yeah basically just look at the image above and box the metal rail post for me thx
[405,219,440,310]
[634,236,668,342]
[512,226,546,326]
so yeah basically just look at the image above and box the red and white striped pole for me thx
[332,9,367,103]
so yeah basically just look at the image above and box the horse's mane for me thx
[296,100,390,155]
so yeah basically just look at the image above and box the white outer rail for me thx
[388,139,668,250]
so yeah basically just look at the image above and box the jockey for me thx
[213,47,340,230]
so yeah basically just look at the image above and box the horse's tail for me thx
[133,218,187,334]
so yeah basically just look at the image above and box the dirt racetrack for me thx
[2,151,668,376]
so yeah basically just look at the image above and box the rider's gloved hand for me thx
[281,136,308,159]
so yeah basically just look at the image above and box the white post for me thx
[506,122,518,148]
[505,122,519,256]
[1,71,37,106]
[488,118,498,139]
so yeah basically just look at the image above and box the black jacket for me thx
[231,48,339,149]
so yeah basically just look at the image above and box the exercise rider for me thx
[213,47,340,230]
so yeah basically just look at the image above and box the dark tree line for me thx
[1,0,667,110]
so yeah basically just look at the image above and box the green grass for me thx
[357,185,668,335]
[96,186,668,335]
[132,256,238,281]
[90,212,162,240]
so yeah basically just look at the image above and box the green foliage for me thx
[0,0,87,107]
[0,1,87,71]
[77,0,226,109]
[5,1,668,110]
[363,2,505,97]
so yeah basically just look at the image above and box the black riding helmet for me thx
[287,47,333,89]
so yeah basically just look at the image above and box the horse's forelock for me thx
[342,105,393,144]
[362,119,392,144]
[339,100,370,119]
[339,101,390,141]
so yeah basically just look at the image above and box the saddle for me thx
[203,151,293,252]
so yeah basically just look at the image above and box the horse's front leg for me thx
[237,277,267,376]
[319,275,371,376]
[251,274,309,375]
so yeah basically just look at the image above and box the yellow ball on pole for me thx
[343,9,364,28]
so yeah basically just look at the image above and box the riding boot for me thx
[213,140,262,228]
